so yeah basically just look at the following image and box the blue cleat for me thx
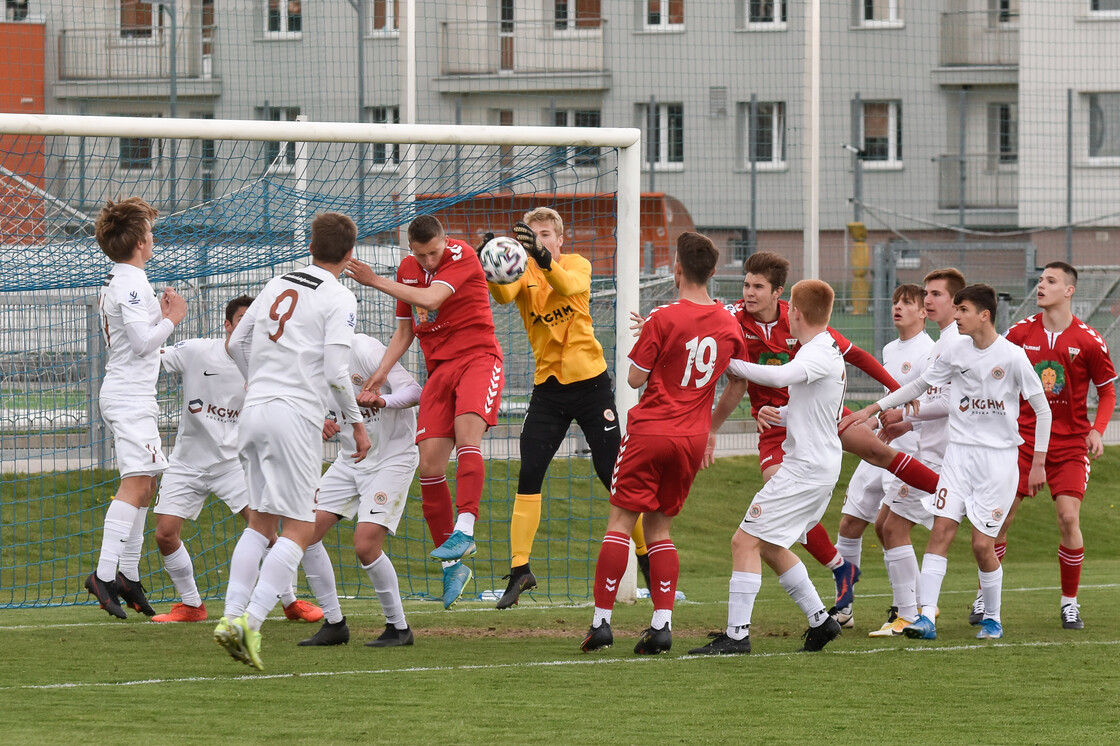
[441,561,473,609]
[430,530,477,562]
[976,618,1004,639]
[832,560,861,611]
[902,614,937,640]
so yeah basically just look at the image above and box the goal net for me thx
[0,113,641,608]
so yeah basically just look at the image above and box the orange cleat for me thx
[153,602,208,623]
[283,599,324,623]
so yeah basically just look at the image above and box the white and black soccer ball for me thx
[479,236,528,285]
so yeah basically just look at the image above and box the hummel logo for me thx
[659,581,672,592]
[605,577,619,592]
[203,370,219,376]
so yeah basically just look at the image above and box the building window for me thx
[371,0,398,32]
[119,137,157,171]
[267,0,302,35]
[369,106,400,167]
[6,0,29,21]
[644,0,684,30]
[1089,93,1120,159]
[120,1,158,39]
[258,106,300,171]
[550,109,602,167]
[856,0,902,25]
[861,101,902,164]
[748,0,786,26]
[556,0,601,29]
[1091,0,1120,12]
[639,103,684,168]
[988,103,1018,165]
[740,101,786,168]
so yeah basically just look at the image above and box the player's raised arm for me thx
[346,258,454,311]
[226,304,256,379]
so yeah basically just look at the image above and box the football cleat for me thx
[580,621,613,652]
[84,572,126,619]
[1060,603,1084,630]
[903,614,937,640]
[633,625,673,655]
[495,566,538,610]
[213,616,250,666]
[798,616,842,652]
[115,572,156,616]
[283,599,324,623]
[868,615,914,638]
[968,590,985,625]
[153,602,207,623]
[976,618,1004,639]
[297,617,350,646]
[366,623,415,648]
[440,562,473,609]
[688,631,752,656]
[430,530,477,562]
[830,604,854,629]
[831,560,861,610]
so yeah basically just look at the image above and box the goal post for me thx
[0,112,642,608]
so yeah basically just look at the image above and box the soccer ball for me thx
[479,236,528,285]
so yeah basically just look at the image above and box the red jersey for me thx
[729,299,898,417]
[395,238,501,372]
[626,300,747,436]
[1005,313,1116,441]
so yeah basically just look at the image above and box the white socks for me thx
[364,553,407,629]
[651,608,672,631]
[96,500,139,582]
[453,513,476,536]
[978,566,1003,622]
[726,571,761,639]
[246,537,304,630]
[592,607,612,627]
[885,544,920,620]
[118,506,149,582]
[161,543,201,607]
[778,562,829,627]
[223,528,269,619]
[836,535,863,570]
[919,553,948,620]
[302,541,343,624]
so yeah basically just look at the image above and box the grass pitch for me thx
[2,451,1118,744]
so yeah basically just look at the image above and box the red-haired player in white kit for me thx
[993,262,1116,629]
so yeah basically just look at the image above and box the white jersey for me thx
[907,322,959,465]
[98,262,169,399]
[236,264,361,424]
[921,334,1045,449]
[328,334,420,472]
[881,330,935,456]
[161,338,245,472]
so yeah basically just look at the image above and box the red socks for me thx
[419,475,454,547]
[888,452,940,495]
[454,446,484,519]
[593,531,631,609]
[647,540,679,611]
[801,522,840,567]
[1058,544,1084,598]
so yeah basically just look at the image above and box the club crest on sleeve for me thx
[128,291,141,305]
[347,312,356,328]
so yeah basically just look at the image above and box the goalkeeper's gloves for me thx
[513,220,552,271]
[473,231,495,254]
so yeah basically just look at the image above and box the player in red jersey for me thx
[706,252,941,619]
[581,232,747,655]
[995,261,1116,629]
[346,215,504,609]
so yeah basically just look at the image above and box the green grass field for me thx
[2,452,1118,744]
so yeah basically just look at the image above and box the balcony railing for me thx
[937,153,1018,210]
[439,19,606,76]
[940,11,1018,67]
[58,25,215,81]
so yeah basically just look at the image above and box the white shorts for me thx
[315,457,417,535]
[929,443,1017,538]
[841,460,887,523]
[239,401,323,523]
[740,470,834,549]
[100,396,168,477]
[885,477,936,530]
[154,460,249,520]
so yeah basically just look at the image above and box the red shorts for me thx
[416,353,504,442]
[758,427,786,473]
[1017,438,1091,500]
[609,432,708,517]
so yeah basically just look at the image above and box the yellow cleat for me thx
[868,615,914,637]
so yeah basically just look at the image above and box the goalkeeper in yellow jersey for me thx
[488,207,649,609]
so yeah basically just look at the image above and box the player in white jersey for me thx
[86,198,187,620]
[842,284,1051,641]
[296,333,422,648]
[151,295,322,624]
[689,280,846,656]
[869,268,966,636]
[214,213,370,671]
[826,283,933,629]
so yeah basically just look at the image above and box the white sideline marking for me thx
[2,582,1116,632]
[2,639,1118,692]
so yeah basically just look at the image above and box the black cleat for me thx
[636,552,652,589]
[633,625,673,655]
[688,631,751,656]
[1061,603,1084,630]
[297,617,350,646]
[115,572,156,616]
[798,615,842,652]
[495,566,538,610]
[969,591,985,626]
[580,621,613,652]
[85,572,126,619]
[365,623,415,647]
